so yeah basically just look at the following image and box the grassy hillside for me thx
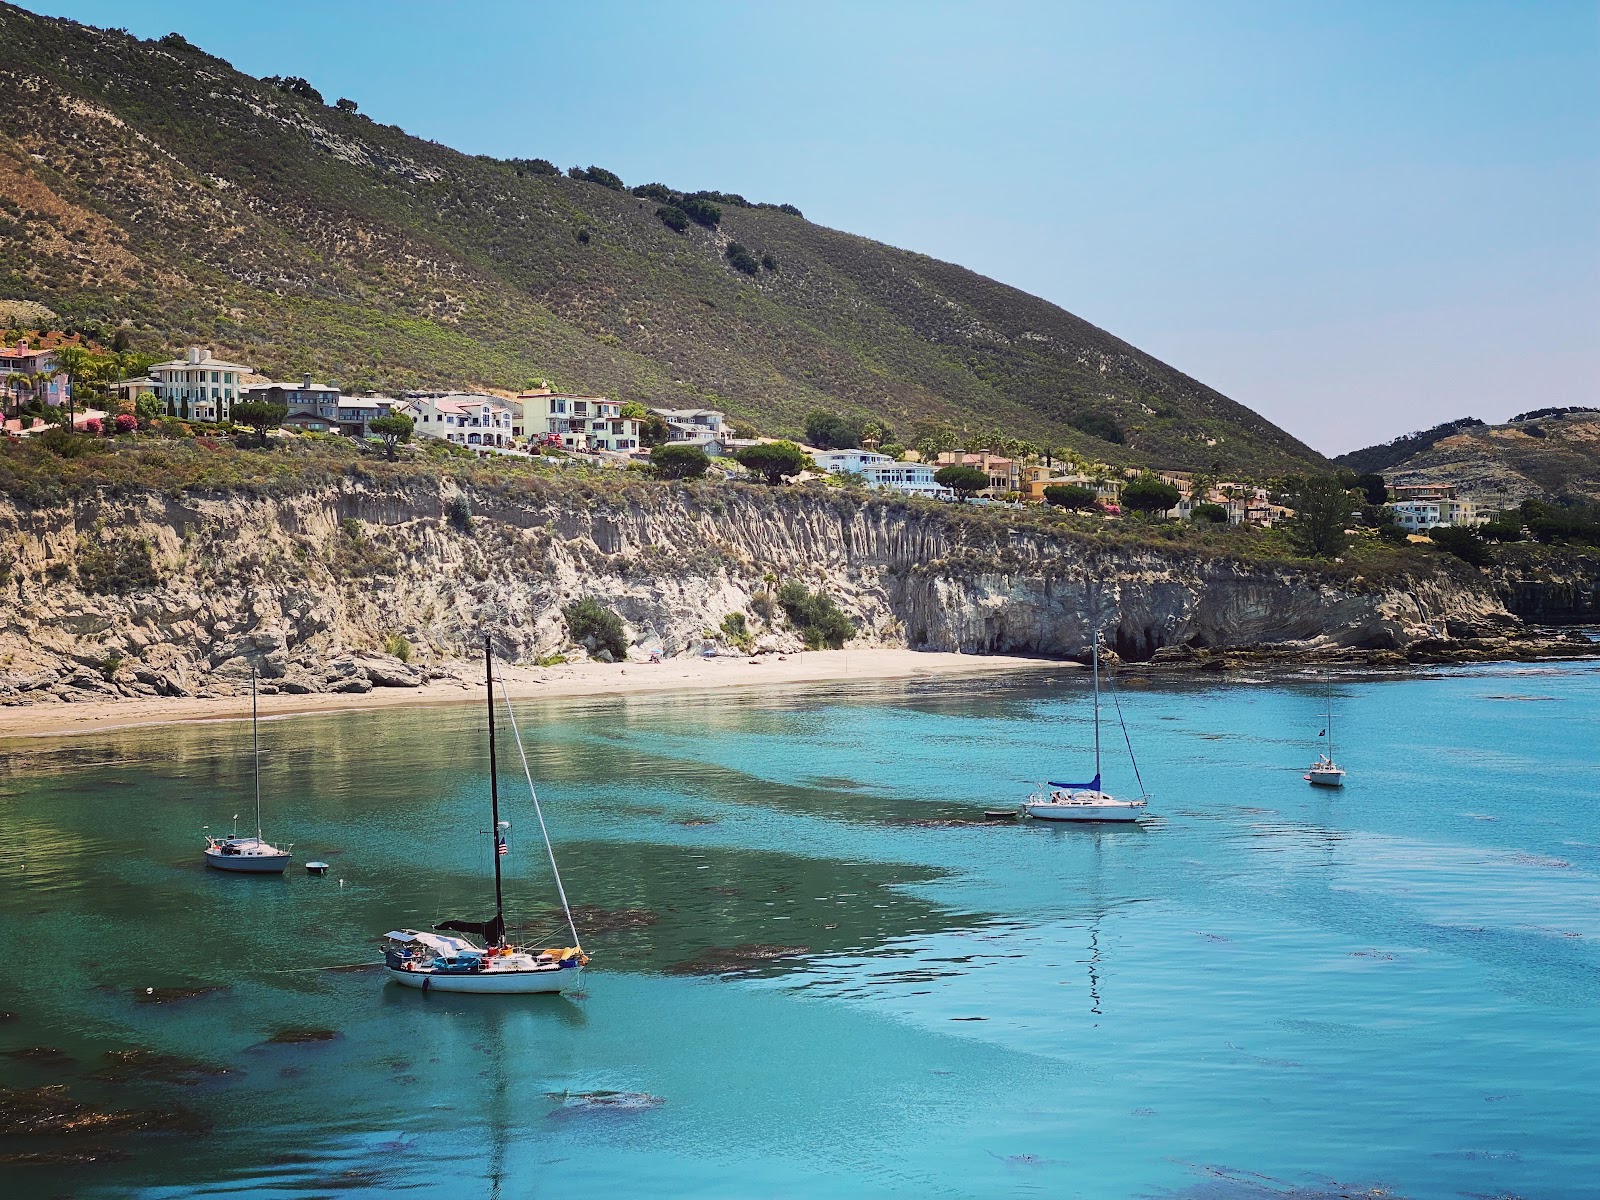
[0,4,1328,474]
[1332,417,1487,475]
[1375,412,1600,505]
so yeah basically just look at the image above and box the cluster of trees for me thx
[1067,410,1125,445]
[725,242,773,275]
[567,165,624,190]
[1508,406,1598,424]
[1331,417,1486,475]
[631,183,803,219]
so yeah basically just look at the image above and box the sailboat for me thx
[1023,639,1149,823]
[383,637,587,994]
[203,668,293,873]
[1304,672,1346,787]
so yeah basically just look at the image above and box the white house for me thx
[149,347,252,422]
[652,407,727,445]
[403,393,515,448]
[812,449,896,474]
[1392,498,1492,531]
[860,461,948,497]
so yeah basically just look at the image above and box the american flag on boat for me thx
[497,836,508,856]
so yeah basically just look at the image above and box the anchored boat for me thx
[1304,672,1346,787]
[1023,638,1150,823]
[384,638,587,994]
[204,669,293,873]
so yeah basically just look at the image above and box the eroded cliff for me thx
[0,479,1570,704]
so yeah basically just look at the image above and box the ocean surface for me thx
[1,659,1597,1198]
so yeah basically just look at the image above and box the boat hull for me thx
[385,965,581,994]
[1305,772,1345,788]
[1025,802,1143,823]
[204,850,292,873]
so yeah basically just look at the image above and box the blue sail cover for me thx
[1049,774,1101,791]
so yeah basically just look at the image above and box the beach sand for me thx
[0,649,1056,740]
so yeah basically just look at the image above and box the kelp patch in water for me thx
[89,1049,235,1087]
[546,1090,664,1116]
[3,1046,75,1067]
[667,944,810,975]
[0,1084,211,1138]
[132,984,231,1005]
[262,1028,339,1046]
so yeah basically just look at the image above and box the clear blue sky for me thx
[30,0,1600,454]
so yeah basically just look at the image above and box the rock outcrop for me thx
[0,480,1585,705]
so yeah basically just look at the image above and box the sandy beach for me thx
[0,649,1055,740]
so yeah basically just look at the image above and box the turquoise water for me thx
[2,661,1598,1198]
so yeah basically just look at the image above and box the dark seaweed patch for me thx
[666,944,810,975]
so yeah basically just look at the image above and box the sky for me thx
[28,0,1600,454]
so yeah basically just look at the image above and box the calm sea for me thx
[2,661,1597,1198]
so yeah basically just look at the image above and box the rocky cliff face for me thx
[0,481,1557,704]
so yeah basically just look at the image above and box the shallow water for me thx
[1,661,1597,1198]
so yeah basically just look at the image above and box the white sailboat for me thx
[384,638,587,994]
[203,669,293,873]
[1304,672,1346,787]
[1023,639,1149,823]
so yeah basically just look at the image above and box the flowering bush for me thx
[114,413,137,434]
[83,418,103,435]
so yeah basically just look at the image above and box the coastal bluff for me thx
[2,478,1582,706]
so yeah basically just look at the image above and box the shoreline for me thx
[0,649,1055,740]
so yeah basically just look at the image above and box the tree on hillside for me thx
[1357,473,1388,505]
[734,440,809,484]
[1190,502,1228,523]
[934,464,988,500]
[370,411,414,461]
[804,410,859,450]
[1069,410,1125,445]
[725,242,760,275]
[1044,483,1098,511]
[639,411,671,447]
[650,443,710,480]
[135,394,163,423]
[1287,475,1354,558]
[620,401,648,420]
[656,205,689,233]
[233,400,288,447]
[1120,473,1181,517]
[679,197,721,228]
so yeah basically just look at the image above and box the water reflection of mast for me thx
[1086,924,1103,1018]
[484,1008,509,1199]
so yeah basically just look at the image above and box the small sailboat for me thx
[1024,639,1149,823]
[384,638,587,994]
[1304,672,1346,787]
[203,669,293,873]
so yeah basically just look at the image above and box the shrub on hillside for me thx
[679,197,721,228]
[776,581,854,649]
[804,410,859,450]
[508,157,559,176]
[633,182,675,202]
[563,597,628,661]
[761,253,778,272]
[650,443,710,480]
[1190,502,1228,523]
[656,205,689,233]
[1068,411,1125,445]
[77,535,159,595]
[445,494,472,531]
[114,413,137,434]
[568,165,625,190]
[1429,524,1492,566]
[725,242,760,275]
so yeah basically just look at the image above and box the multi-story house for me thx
[936,451,1022,497]
[653,407,727,445]
[335,397,399,440]
[149,348,252,422]
[242,375,342,432]
[811,449,947,497]
[519,390,641,452]
[0,340,67,408]
[403,393,515,448]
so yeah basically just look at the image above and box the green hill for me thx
[0,3,1325,473]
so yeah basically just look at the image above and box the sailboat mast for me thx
[252,667,262,842]
[485,637,505,944]
[1326,674,1334,759]
[1092,638,1102,779]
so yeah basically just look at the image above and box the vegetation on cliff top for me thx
[0,2,1323,474]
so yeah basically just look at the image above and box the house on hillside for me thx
[652,407,727,446]
[242,375,342,432]
[148,348,252,422]
[937,452,1022,497]
[1392,497,1492,531]
[0,340,67,407]
[812,449,946,497]
[335,396,399,439]
[519,390,642,452]
[403,393,515,448]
